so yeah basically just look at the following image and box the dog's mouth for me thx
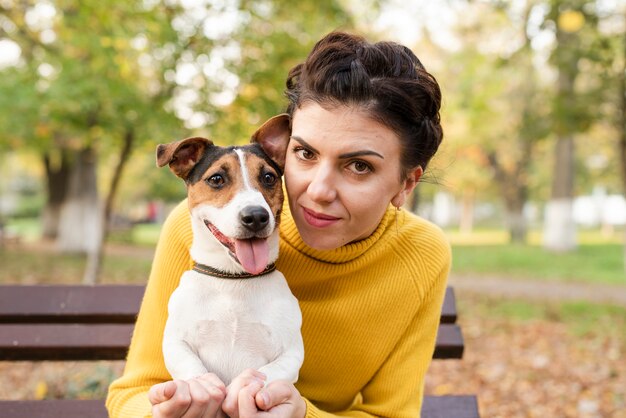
[204,220,270,275]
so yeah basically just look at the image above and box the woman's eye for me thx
[206,174,225,188]
[261,172,277,186]
[349,160,372,174]
[294,147,315,161]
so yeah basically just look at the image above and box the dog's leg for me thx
[163,337,209,381]
[257,337,304,384]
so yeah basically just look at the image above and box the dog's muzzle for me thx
[203,205,274,275]
[240,205,270,233]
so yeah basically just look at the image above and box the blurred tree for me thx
[597,7,626,270]
[489,2,551,243]
[621,28,626,201]
[621,26,626,273]
[0,0,352,282]
[198,0,353,142]
[0,0,198,282]
[443,2,550,243]
[542,1,599,252]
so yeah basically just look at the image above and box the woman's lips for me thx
[302,207,340,228]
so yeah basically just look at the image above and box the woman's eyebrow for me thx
[338,150,384,159]
[290,136,384,159]
[290,136,319,154]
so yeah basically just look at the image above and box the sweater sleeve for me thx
[304,230,451,418]
[106,200,193,418]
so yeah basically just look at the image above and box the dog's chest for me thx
[191,314,278,365]
[166,271,289,375]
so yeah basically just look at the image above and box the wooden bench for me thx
[0,285,479,417]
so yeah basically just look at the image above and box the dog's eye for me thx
[206,174,225,188]
[261,172,277,187]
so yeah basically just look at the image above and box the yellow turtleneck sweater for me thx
[106,199,450,418]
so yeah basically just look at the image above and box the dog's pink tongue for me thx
[234,238,269,275]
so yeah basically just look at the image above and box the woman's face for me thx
[284,102,420,250]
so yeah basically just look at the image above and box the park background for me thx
[0,0,625,416]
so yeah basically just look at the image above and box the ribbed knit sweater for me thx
[106,199,450,418]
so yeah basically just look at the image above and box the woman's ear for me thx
[391,166,423,208]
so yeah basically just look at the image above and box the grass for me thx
[451,243,624,285]
[459,294,626,338]
[0,246,152,284]
[2,217,41,242]
[445,227,625,246]
[445,227,625,285]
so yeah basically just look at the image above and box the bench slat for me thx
[440,287,457,324]
[0,324,133,361]
[0,285,459,324]
[422,395,480,418]
[0,395,479,418]
[0,399,107,418]
[0,285,145,324]
[433,324,464,359]
[0,285,475,417]
[0,323,463,361]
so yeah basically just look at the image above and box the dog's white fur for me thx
[162,268,303,384]
[159,117,303,385]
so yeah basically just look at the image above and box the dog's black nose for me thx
[240,206,270,232]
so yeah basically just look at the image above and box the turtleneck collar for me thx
[278,200,397,264]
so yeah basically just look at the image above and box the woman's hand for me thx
[149,373,227,418]
[222,368,267,418]
[234,380,306,418]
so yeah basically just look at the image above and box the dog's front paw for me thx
[257,365,299,385]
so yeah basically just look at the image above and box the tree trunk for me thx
[506,205,527,244]
[41,149,71,240]
[486,152,528,244]
[83,128,135,284]
[617,25,626,273]
[543,134,577,251]
[543,17,578,252]
[57,147,101,254]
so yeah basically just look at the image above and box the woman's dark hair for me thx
[285,31,443,178]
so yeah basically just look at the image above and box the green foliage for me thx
[452,242,625,285]
[10,193,44,218]
[207,0,353,143]
[1,1,178,153]
[438,3,551,206]
[0,0,353,212]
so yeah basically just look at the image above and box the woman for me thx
[107,31,449,418]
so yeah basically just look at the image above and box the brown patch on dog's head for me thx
[250,114,290,171]
[244,152,284,223]
[187,152,244,210]
[156,137,213,180]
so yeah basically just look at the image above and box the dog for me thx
[156,114,303,386]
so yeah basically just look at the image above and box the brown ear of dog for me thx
[156,137,214,180]
[250,114,291,171]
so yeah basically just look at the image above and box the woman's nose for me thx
[306,164,337,204]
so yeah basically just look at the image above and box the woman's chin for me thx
[300,233,343,251]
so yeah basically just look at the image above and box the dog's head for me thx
[156,114,290,274]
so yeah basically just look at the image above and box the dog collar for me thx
[192,262,277,279]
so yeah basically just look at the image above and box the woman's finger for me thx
[180,379,215,418]
[255,381,293,411]
[149,381,178,405]
[237,380,265,418]
[223,369,265,417]
[151,380,192,418]
[192,375,227,418]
